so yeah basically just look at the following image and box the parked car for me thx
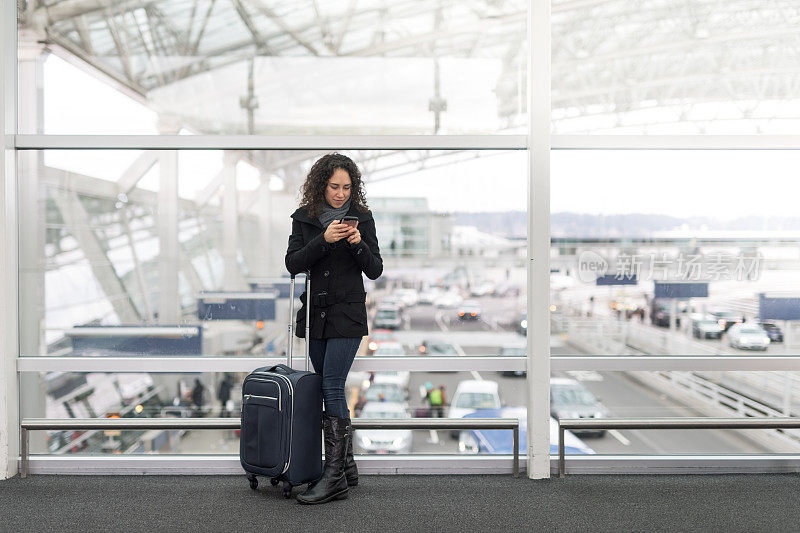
[394,288,419,308]
[418,287,442,305]
[457,300,482,320]
[367,329,396,355]
[373,304,402,330]
[434,290,463,308]
[755,321,784,343]
[458,408,595,456]
[549,377,609,437]
[448,380,502,438]
[493,282,521,298]
[371,371,411,389]
[379,295,406,309]
[691,314,725,339]
[497,345,526,377]
[361,382,408,406]
[727,323,770,351]
[650,298,687,328]
[469,281,495,297]
[354,402,412,454]
[707,309,744,331]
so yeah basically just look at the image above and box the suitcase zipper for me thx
[243,379,281,411]
[244,394,278,402]
[253,371,295,474]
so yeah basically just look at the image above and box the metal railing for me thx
[21,417,519,478]
[557,417,800,478]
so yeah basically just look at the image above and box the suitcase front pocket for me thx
[242,395,283,469]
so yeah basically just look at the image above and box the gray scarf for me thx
[317,198,352,228]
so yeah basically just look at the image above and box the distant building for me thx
[370,198,453,258]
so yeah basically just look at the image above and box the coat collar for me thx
[291,203,373,229]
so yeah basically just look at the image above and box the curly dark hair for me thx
[299,153,369,218]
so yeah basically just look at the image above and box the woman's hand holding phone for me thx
[324,220,359,243]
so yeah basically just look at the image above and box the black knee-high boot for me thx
[344,424,358,486]
[297,414,349,504]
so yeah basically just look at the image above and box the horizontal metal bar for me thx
[198,291,278,299]
[559,417,800,430]
[552,135,800,150]
[65,326,201,337]
[16,356,529,373]
[552,357,800,372]
[554,455,800,475]
[21,417,516,431]
[24,454,800,476]
[558,417,800,478]
[16,134,800,151]
[17,355,800,373]
[24,455,524,476]
[352,418,517,430]
[14,134,526,151]
[21,417,519,478]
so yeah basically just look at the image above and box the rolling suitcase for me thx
[240,272,323,498]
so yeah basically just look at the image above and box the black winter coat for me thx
[285,203,383,339]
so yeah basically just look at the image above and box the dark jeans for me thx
[309,337,362,419]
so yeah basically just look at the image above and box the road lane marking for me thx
[609,430,630,446]
[435,310,449,332]
[428,430,439,444]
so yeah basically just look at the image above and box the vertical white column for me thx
[0,0,19,478]
[17,35,47,456]
[527,0,551,479]
[158,148,180,323]
[222,152,243,289]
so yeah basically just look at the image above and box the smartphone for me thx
[342,216,359,228]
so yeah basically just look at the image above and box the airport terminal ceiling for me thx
[16,0,800,141]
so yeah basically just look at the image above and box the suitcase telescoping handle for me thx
[287,271,311,371]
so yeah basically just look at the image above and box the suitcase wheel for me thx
[282,481,292,499]
[247,473,258,490]
[270,478,279,486]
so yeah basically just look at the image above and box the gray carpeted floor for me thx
[2,474,800,532]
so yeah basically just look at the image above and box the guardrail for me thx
[557,417,800,478]
[21,417,519,478]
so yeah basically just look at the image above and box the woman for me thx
[285,153,383,505]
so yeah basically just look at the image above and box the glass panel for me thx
[552,2,800,135]
[552,371,800,455]
[551,150,800,357]
[20,149,525,355]
[19,2,527,135]
[28,368,800,456]
[26,370,538,456]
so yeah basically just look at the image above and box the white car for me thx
[448,380,501,420]
[469,281,495,297]
[394,288,419,308]
[361,382,408,407]
[457,300,482,320]
[434,290,463,308]
[373,304,402,330]
[727,323,770,351]
[371,371,411,389]
[354,402,412,454]
[418,288,442,305]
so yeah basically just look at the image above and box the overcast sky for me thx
[43,54,800,220]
